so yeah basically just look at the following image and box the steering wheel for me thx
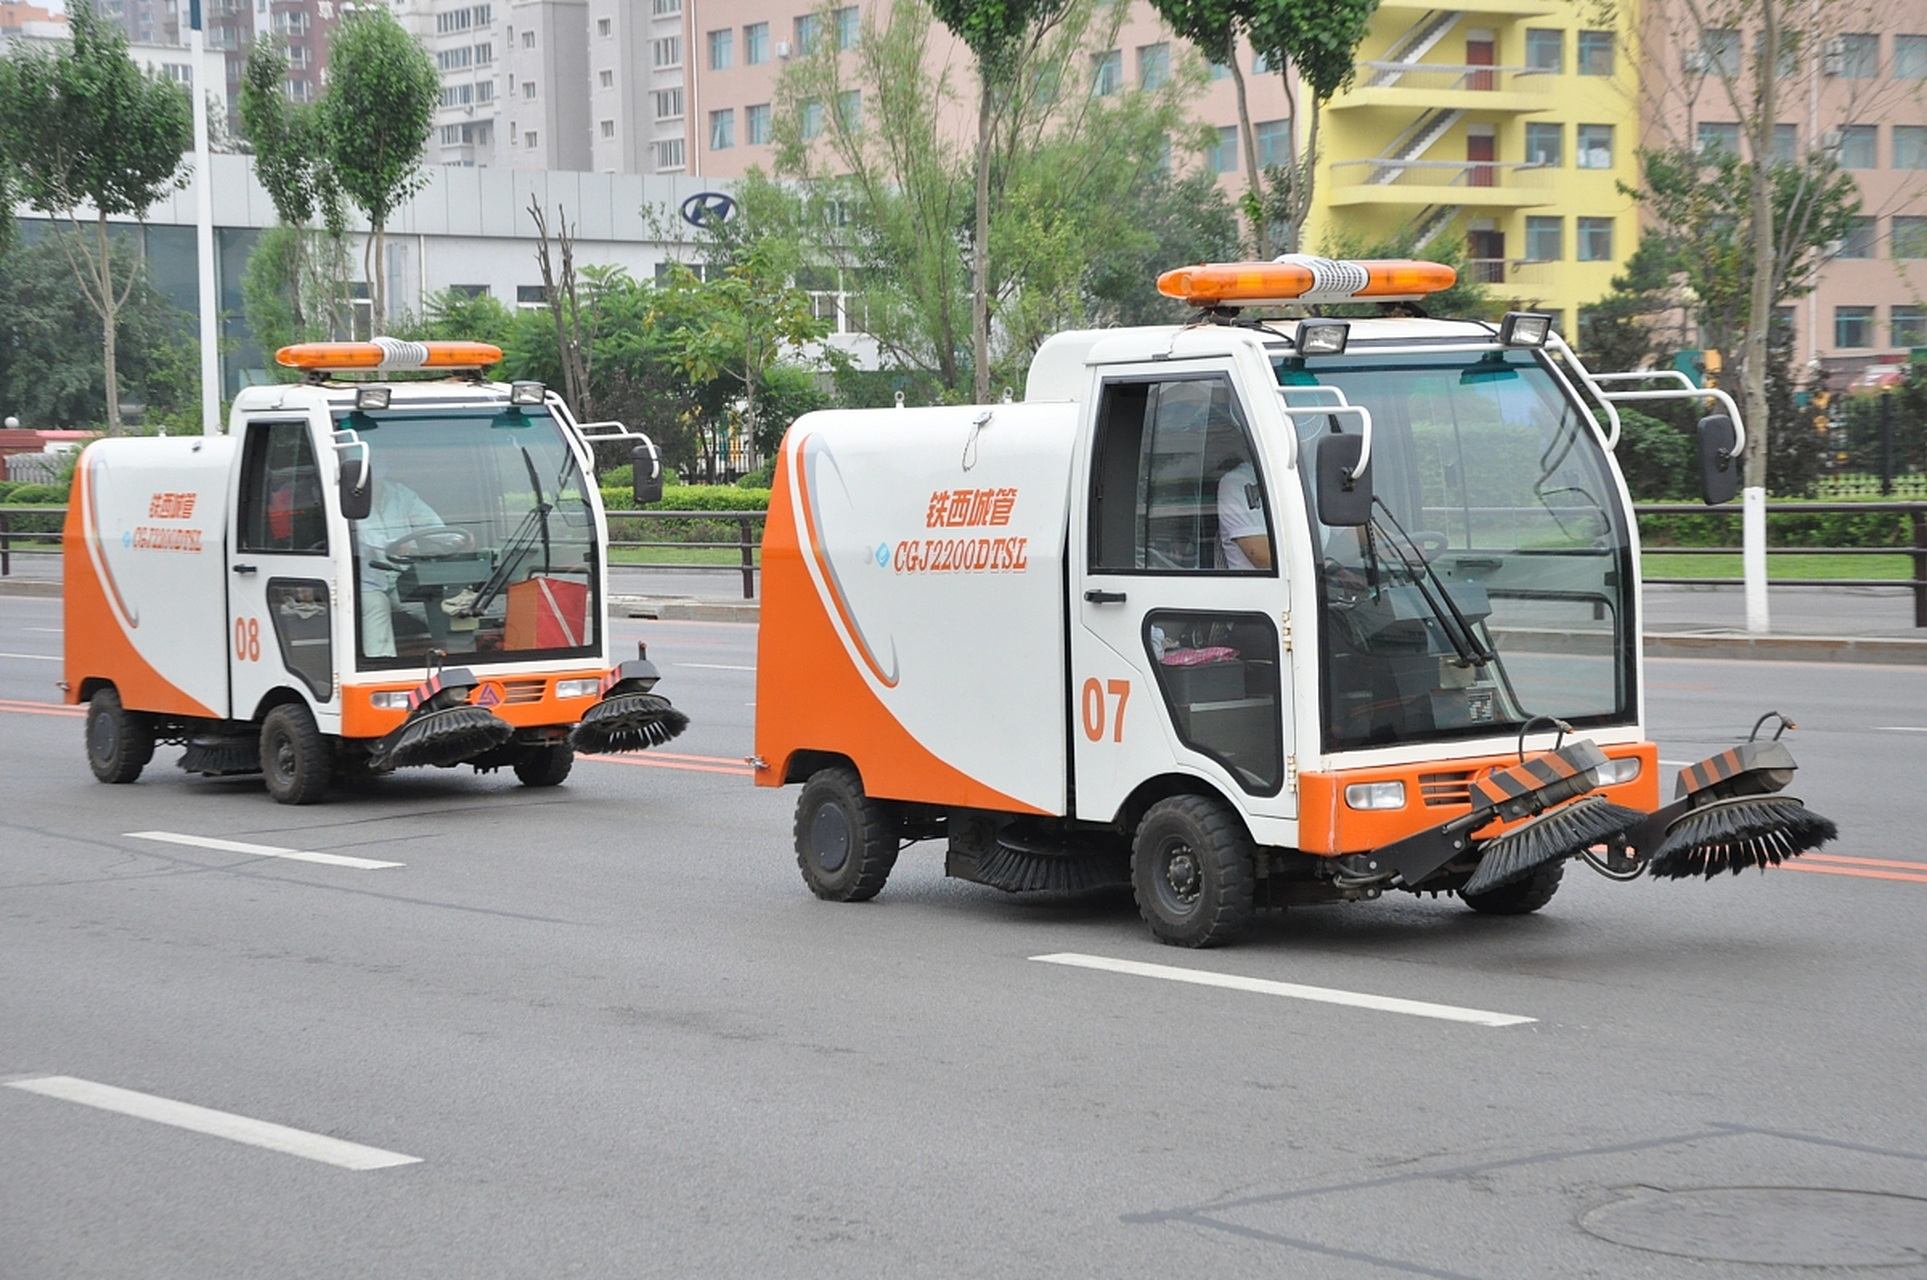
[384,527,476,560]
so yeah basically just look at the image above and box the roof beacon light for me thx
[276,336,505,372]
[1499,311,1554,348]
[1157,254,1457,308]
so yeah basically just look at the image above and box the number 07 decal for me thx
[1080,677,1131,743]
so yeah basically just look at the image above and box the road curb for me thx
[612,594,759,624]
[0,580,62,598]
[1644,633,1927,665]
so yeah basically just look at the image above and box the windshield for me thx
[1281,350,1635,753]
[345,407,599,671]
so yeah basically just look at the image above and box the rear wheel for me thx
[85,687,153,784]
[794,767,898,902]
[1132,795,1255,948]
[1461,860,1564,915]
[260,703,332,805]
[513,743,574,787]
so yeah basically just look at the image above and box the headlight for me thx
[509,380,547,405]
[1498,311,1553,347]
[1595,756,1642,785]
[370,690,412,710]
[1295,319,1350,356]
[556,677,602,700]
[1344,781,1406,810]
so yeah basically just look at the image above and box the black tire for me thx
[513,744,574,787]
[260,703,332,806]
[1132,794,1255,948]
[85,687,154,784]
[1461,860,1564,915]
[794,766,898,902]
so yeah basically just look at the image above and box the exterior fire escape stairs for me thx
[1366,10,1470,248]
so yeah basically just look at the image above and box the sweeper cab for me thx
[755,257,1836,947]
[64,338,688,804]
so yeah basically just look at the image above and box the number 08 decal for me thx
[234,617,261,662]
[1081,677,1130,743]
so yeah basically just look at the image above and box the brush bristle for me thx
[376,705,514,769]
[178,736,261,775]
[568,693,690,754]
[1646,795,1838,879]
[973,838,1129,893]
[1462,795,1645,895]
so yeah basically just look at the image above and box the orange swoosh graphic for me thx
[793,433,898,689]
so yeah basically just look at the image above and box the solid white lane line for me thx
[125,830,402,870]
[1030,953,1536,1028]
[1875,726,1927,733]
[0,651,60,661]
[674,662,755,671]
[1659,759,1695,768]
[5,1077,420,1171]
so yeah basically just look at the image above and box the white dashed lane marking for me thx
[126,831,403,870]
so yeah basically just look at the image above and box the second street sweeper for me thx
[64,339,687,804]
[753,256,1836,947]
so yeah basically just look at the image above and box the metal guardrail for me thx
[1,505,771,601]
[1635,501,1927,627]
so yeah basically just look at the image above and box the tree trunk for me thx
[1228,40,1266,258]
[97,212,123,436]
[972,76,992,405]
[1742,3,1779,491]
[1290,97,1324,255]
[371,221,388,332]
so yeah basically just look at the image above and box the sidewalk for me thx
[7,552,1925,660]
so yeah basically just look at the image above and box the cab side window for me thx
[239,422,328,554]
[1089,376,1271,573]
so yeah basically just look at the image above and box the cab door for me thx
[229,419,339,725]
[1069,369,1296,825]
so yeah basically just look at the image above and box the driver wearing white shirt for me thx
[355,476,445,658]
[1217,461,1272,571]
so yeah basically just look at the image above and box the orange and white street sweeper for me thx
[754,257,1835,947]
[64,339,686,804]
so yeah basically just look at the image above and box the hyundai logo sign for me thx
[680,192,736,227]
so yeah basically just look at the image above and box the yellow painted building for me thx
[1303,0,1643,334]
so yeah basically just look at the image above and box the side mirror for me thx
[1697,414,1739,506]
[1316,431,1373,528]
[339,455,372,521]
[632,438,663,506]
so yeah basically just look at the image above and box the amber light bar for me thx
[1157,256,1458,307]
[276,338,504,371]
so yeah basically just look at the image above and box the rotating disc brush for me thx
[568,692,689,754]
[1462,794,1645,896]
[371,704,513,770]
[1645,794,1838,879]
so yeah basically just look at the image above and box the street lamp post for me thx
[189,0,219,436]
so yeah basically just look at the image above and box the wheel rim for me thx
[269,729,297,782]
[1154,839,1202,915]
[88,709,117,763]
[810,803,851,873]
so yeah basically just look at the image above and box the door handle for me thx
[1083,589,1127,604]
[232,563,258,575]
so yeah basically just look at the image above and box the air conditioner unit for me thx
[1822,36,1844,75]
[775,40,791,58]
[1822,128,1843,150]
[1682,49,1711,74]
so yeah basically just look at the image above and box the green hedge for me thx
[0,481,68,504]
[1637,505,1916,549]
[600,484,771,513]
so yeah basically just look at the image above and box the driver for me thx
[1217,460,1272,571]
[355,475,445,658]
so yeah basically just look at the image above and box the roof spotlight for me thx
[354,385,392,411]
[1499,311,1554,348]
[508,381,547,406]
[1295,320,1351,356]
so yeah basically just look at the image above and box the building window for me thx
[1698,28,1740,76]
[599,68,613,88]
[524,130,538,148]
[1253,119,1289,167]
[1894,306,1927,347]
[652,0,679,15]
[1138,42,1170,90]
[1206,125,1238,173]
[653,36,681,68]
[746,22,769,64]
[1896,34,1927,79]
[521,81,535,100]
[597,17,610,36]
[709,28,732,69]
[600,119,615,139]
[1772,122,1797,162]
[1837,124,1876,168]
[656,138,685,169]
[1208,61,1230,80]
[1893,216,1927,258]
[1838,217,1876,258]
[654,87,683,119]
[475,80,493,103]
[1834,306,1874,347]
[1577,216,1613,261]
[836,89,861,132]
[1835,32,1878,78]
[1525,121,1562,166]
[1525,216,1562,261]
[1092,49,1122,96]
[475,42,494,63]
[795,13,819,55]
[834,5,858,50]
[1576,123,1613,168]
[800,97,823,138]
[1577,30,1613,75]
[1252,49,1270,74]
[520,29,535,48]
[746,102,771,145]
[1697,121,1740,155]
[710,108,734,149]
[1896,125,1927,168]
[1525,28,1562,72]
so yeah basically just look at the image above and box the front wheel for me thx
[1132,795,1255,948]
[85,687,154,784]
[260,703,332,805]
[513,744,574,787]
[793,767,898,902]
[1461,860,1564,915]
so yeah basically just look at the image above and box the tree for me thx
[0,4,191,433]
[1574,229,1677,374]
[1150,0,1266,254]
[239,37,349,341]
[318,7,437,330]
[1245,0,1379,254]
[927,0,1073,402]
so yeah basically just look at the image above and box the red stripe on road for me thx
[0,698,83,718]
[1801,852,1927,873]
[1782,862,1927,885]
[581,754,752,777]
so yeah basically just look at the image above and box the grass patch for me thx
[1643,552,1917,581]
[608,545,762,567]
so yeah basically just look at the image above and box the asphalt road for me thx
[3,591,1926,1279]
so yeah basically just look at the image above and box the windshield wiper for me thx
[463,446,553,619]
[1369,499,1497,668]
